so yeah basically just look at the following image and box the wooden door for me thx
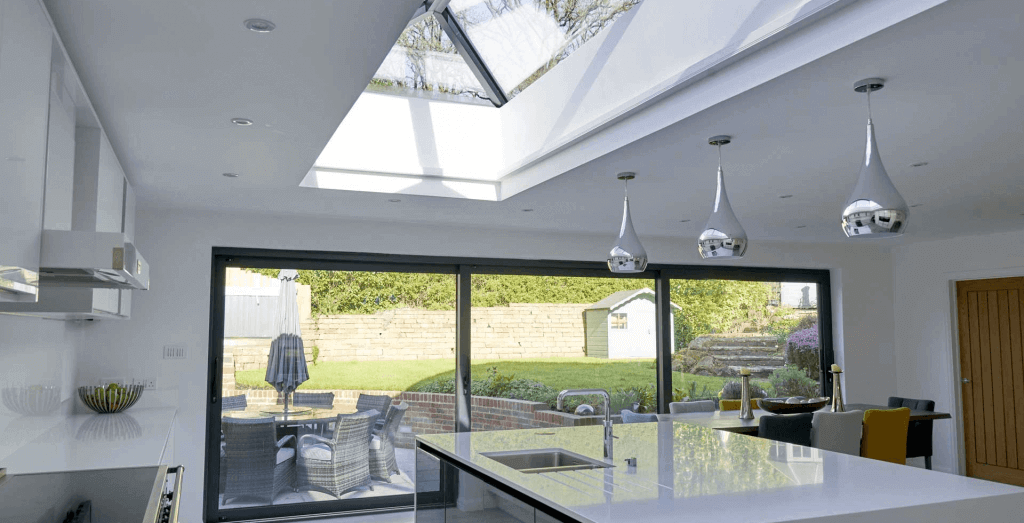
[956,277,1024,486]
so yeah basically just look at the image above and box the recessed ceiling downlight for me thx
[231,118,253,126]
[388,199,401,203]
[244,19,275,33]
[222,172,239,178]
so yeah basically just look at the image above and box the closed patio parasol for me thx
[265,269,309,416]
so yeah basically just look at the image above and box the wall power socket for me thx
[144,378,157,390]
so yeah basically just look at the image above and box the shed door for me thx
[956,277,1024,486]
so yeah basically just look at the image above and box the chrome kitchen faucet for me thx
[557,388,613,461]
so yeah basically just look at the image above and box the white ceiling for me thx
[46,0,1024,246]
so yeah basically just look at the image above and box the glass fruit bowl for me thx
[78,383,144,414]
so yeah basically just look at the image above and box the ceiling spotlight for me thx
[779,194,793,199]
[244,19,276,33]
[222,172,239,178]
[911,162,929,167]
[522,209,534,212]
[796,225,807,229]
[841,78,909,238]
[231,118,253,126]
[679,219,691,223]
[608,172,647,273]
[698,136,747,259]
[388,199,401,203]
[910,204,923,208]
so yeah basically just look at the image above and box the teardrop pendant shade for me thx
[841,120,908,237]
[698,167,747,259]
[608,196,648,273]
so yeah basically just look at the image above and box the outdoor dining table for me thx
[661,403,952,435]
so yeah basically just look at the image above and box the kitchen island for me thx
[415,421,1024,522]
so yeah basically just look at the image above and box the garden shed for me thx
[584,288,679,359]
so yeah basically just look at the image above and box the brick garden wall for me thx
[227,304,589,370]
[226,388,600,449]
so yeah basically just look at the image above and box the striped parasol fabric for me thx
[264,269,309,415]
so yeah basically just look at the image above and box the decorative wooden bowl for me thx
[757,397,830,414]
[78,384,144,414]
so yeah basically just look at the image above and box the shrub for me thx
[719,380,767,399]
[787,326,820,380]
[768,365,819,397]
[611,385,656,413]
[310,345,320,366]
[412,367,561,408]
[674,381,717,402]
[796,314,818,331]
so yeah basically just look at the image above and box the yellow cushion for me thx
[720,399,760,412]
[861,407,910,464]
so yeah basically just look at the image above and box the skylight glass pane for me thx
[450,0,641,99]
[369,16,489,103]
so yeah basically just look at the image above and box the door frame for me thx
[947,266,1024,477]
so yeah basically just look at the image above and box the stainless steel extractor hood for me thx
[0,267,39,302]
[38,230,149,290]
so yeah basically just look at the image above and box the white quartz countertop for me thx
[417,421,1024,522]
[0,407,175,474]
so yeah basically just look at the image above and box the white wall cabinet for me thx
[0,0,53,301]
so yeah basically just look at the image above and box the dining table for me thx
[660,403,952,435]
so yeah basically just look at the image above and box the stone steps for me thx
[724,365,778,378]
[713,354,785,367]
[704,345,781,354]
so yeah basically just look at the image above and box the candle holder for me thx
[739,374,755,420]
[830,370,845,412]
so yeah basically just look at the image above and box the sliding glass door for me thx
[205,251,832,522]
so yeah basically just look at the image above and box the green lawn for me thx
[234,357,757,395]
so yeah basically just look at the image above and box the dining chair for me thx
[221,394,248,411]
[297,410,378,498]
[620,409,658,423]
[757,412,813,446]
[810,410,863,455]
[296,417,336,439]
[861,407,911,464]
[669,400,716,414]
[356,393,392,433]
[888,396,936,469]
[221,417,296,505]
[292,392,335,410]
[370,402,409,482]
[719,399,760,412]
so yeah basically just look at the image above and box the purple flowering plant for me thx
[787,326,819,352]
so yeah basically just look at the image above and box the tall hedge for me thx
[248,269,770,349]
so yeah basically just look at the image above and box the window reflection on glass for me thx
[219,268,454,508]
[368,16,489,102]
[449,0,642,98]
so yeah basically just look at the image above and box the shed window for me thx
[610,312,628,329]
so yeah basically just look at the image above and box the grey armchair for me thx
[669,400,716,414]
[221,394,248,411]
[292,392,335,409]
[221,417,295,505]
[620,409,658,423]
[297,410,378,498]
[370,402,409,482]
[356,393,392,433]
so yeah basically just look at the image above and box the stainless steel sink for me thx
[481,448,613,474]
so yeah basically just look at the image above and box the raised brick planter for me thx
[226,388,600,449]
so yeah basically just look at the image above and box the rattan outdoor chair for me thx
[221,394,248,411]
[297,410,378,498]
[355,393,392,433]
[221,417,296,505]
[370,402,408,482]
[296,417,336,439]
[292,392,335,409]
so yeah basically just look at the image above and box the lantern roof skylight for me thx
[369,0,642,107]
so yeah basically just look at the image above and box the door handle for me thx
[962,378,971,384]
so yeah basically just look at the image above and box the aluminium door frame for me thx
[204,247,833,522]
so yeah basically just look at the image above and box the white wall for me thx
[892,228,1024,475]
[81,206,895,521]
[0,314,87,462]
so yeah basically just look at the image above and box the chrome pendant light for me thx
[608,172,648,273]
[841,78,909,237]
[698,136,747,259]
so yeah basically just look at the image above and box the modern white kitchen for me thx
[3,0,1024,522]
